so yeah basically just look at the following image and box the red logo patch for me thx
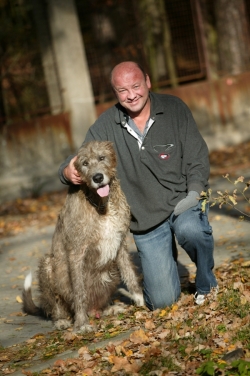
[159,153,170,160]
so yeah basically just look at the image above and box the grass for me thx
[139,355,181,374]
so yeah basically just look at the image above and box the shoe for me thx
[194,286,219,305]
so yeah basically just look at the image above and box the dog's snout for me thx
[93,173,104,184]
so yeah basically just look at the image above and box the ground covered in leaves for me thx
[0,260,250,375]
[0,141,249,375]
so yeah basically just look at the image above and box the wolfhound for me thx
[22,141,144,333]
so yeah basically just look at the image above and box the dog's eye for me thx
[82,161,88,166]
[99,156,105,161]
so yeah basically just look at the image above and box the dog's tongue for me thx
[97,185,110,197]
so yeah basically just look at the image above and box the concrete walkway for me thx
[0,174,249,351]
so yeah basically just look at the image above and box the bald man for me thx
[59,61,218,309]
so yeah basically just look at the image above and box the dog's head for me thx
[74,141,117,197]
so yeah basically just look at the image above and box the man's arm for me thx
[58,154,76,185]
[174,102,210,216]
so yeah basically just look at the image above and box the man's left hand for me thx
[174,191,199,216]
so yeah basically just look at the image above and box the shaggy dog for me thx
[22,141,144,333]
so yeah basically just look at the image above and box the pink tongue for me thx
[97,185,110,197]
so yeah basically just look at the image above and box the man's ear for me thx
[146,74,151,89]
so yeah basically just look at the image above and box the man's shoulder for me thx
[94,102,123,126]
[98,102,120,117]
[151,91,186,106]
[150,92,191,117]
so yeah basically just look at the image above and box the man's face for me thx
[111,66,151,116]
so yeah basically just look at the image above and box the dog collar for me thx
[86,194,109,212]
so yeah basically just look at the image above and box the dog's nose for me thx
[93,173,104,184]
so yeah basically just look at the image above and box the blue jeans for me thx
[133,201,217,310]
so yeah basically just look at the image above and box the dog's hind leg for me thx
[116,240,145,307]
[38,256,73,329]
[51,297,73,330]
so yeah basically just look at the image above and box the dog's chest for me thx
[96,215,125,266]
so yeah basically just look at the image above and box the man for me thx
[59,61,218,309]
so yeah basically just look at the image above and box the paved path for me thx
[0,175,249,350]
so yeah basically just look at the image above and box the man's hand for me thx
[174,191,199,216]
[63,156,83,185]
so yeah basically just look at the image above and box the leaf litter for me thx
[0,141,250,374]
[0,260,249,375]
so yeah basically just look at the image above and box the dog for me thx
[22,141,144,333]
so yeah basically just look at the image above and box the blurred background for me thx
[0,0,250,203]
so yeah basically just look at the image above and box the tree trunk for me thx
[32,0,63,115]
[215,0,250,75]
[157,0,178,87]
[47,0,96,148]
[138,0,178,88]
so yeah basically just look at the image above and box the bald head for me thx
[110,62,147,87]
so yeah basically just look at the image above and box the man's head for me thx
[110,61,151,117]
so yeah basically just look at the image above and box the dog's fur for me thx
[22,141,144,333]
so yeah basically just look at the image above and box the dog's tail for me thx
[22,272,42,316]
[118,288,145,307]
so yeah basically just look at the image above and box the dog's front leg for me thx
[69,252,94,333]
[116,240,145,307]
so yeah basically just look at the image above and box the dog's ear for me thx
[73,157,81,173]
[105,141,117,166]
[105,141,115,152]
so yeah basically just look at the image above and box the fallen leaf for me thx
[31,333,45,339]
[130,328,149,344]
[157,329,170,339]
[240,296,247,305]
[78,346,93,361]
[26,339,36,344]
[63,331,76,342]
[144,319,155,330]
[159,309,167,317]
[17,275,25,280]
[171,304,178,312]
[111,356,140,373]
[9,311,25,316]
[82,368,93,375]
[233,281,244,292]
[16,295,23,303]
[0,355,10,361]
[242,260,250,267]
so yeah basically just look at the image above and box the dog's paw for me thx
[54,319,72,330]
[133,292,145,307]
[102,302,126,316]
[73,323,95,334]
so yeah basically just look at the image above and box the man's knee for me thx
[175,209,211,240]
[144,283,181,311]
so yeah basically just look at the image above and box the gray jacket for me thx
[59,92,210,232]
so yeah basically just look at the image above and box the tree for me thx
[32,0,62,115]
[137,0,178,88]
[215,0,250,75]
[34,0,97,148]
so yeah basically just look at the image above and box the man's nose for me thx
[127,89,137,99]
